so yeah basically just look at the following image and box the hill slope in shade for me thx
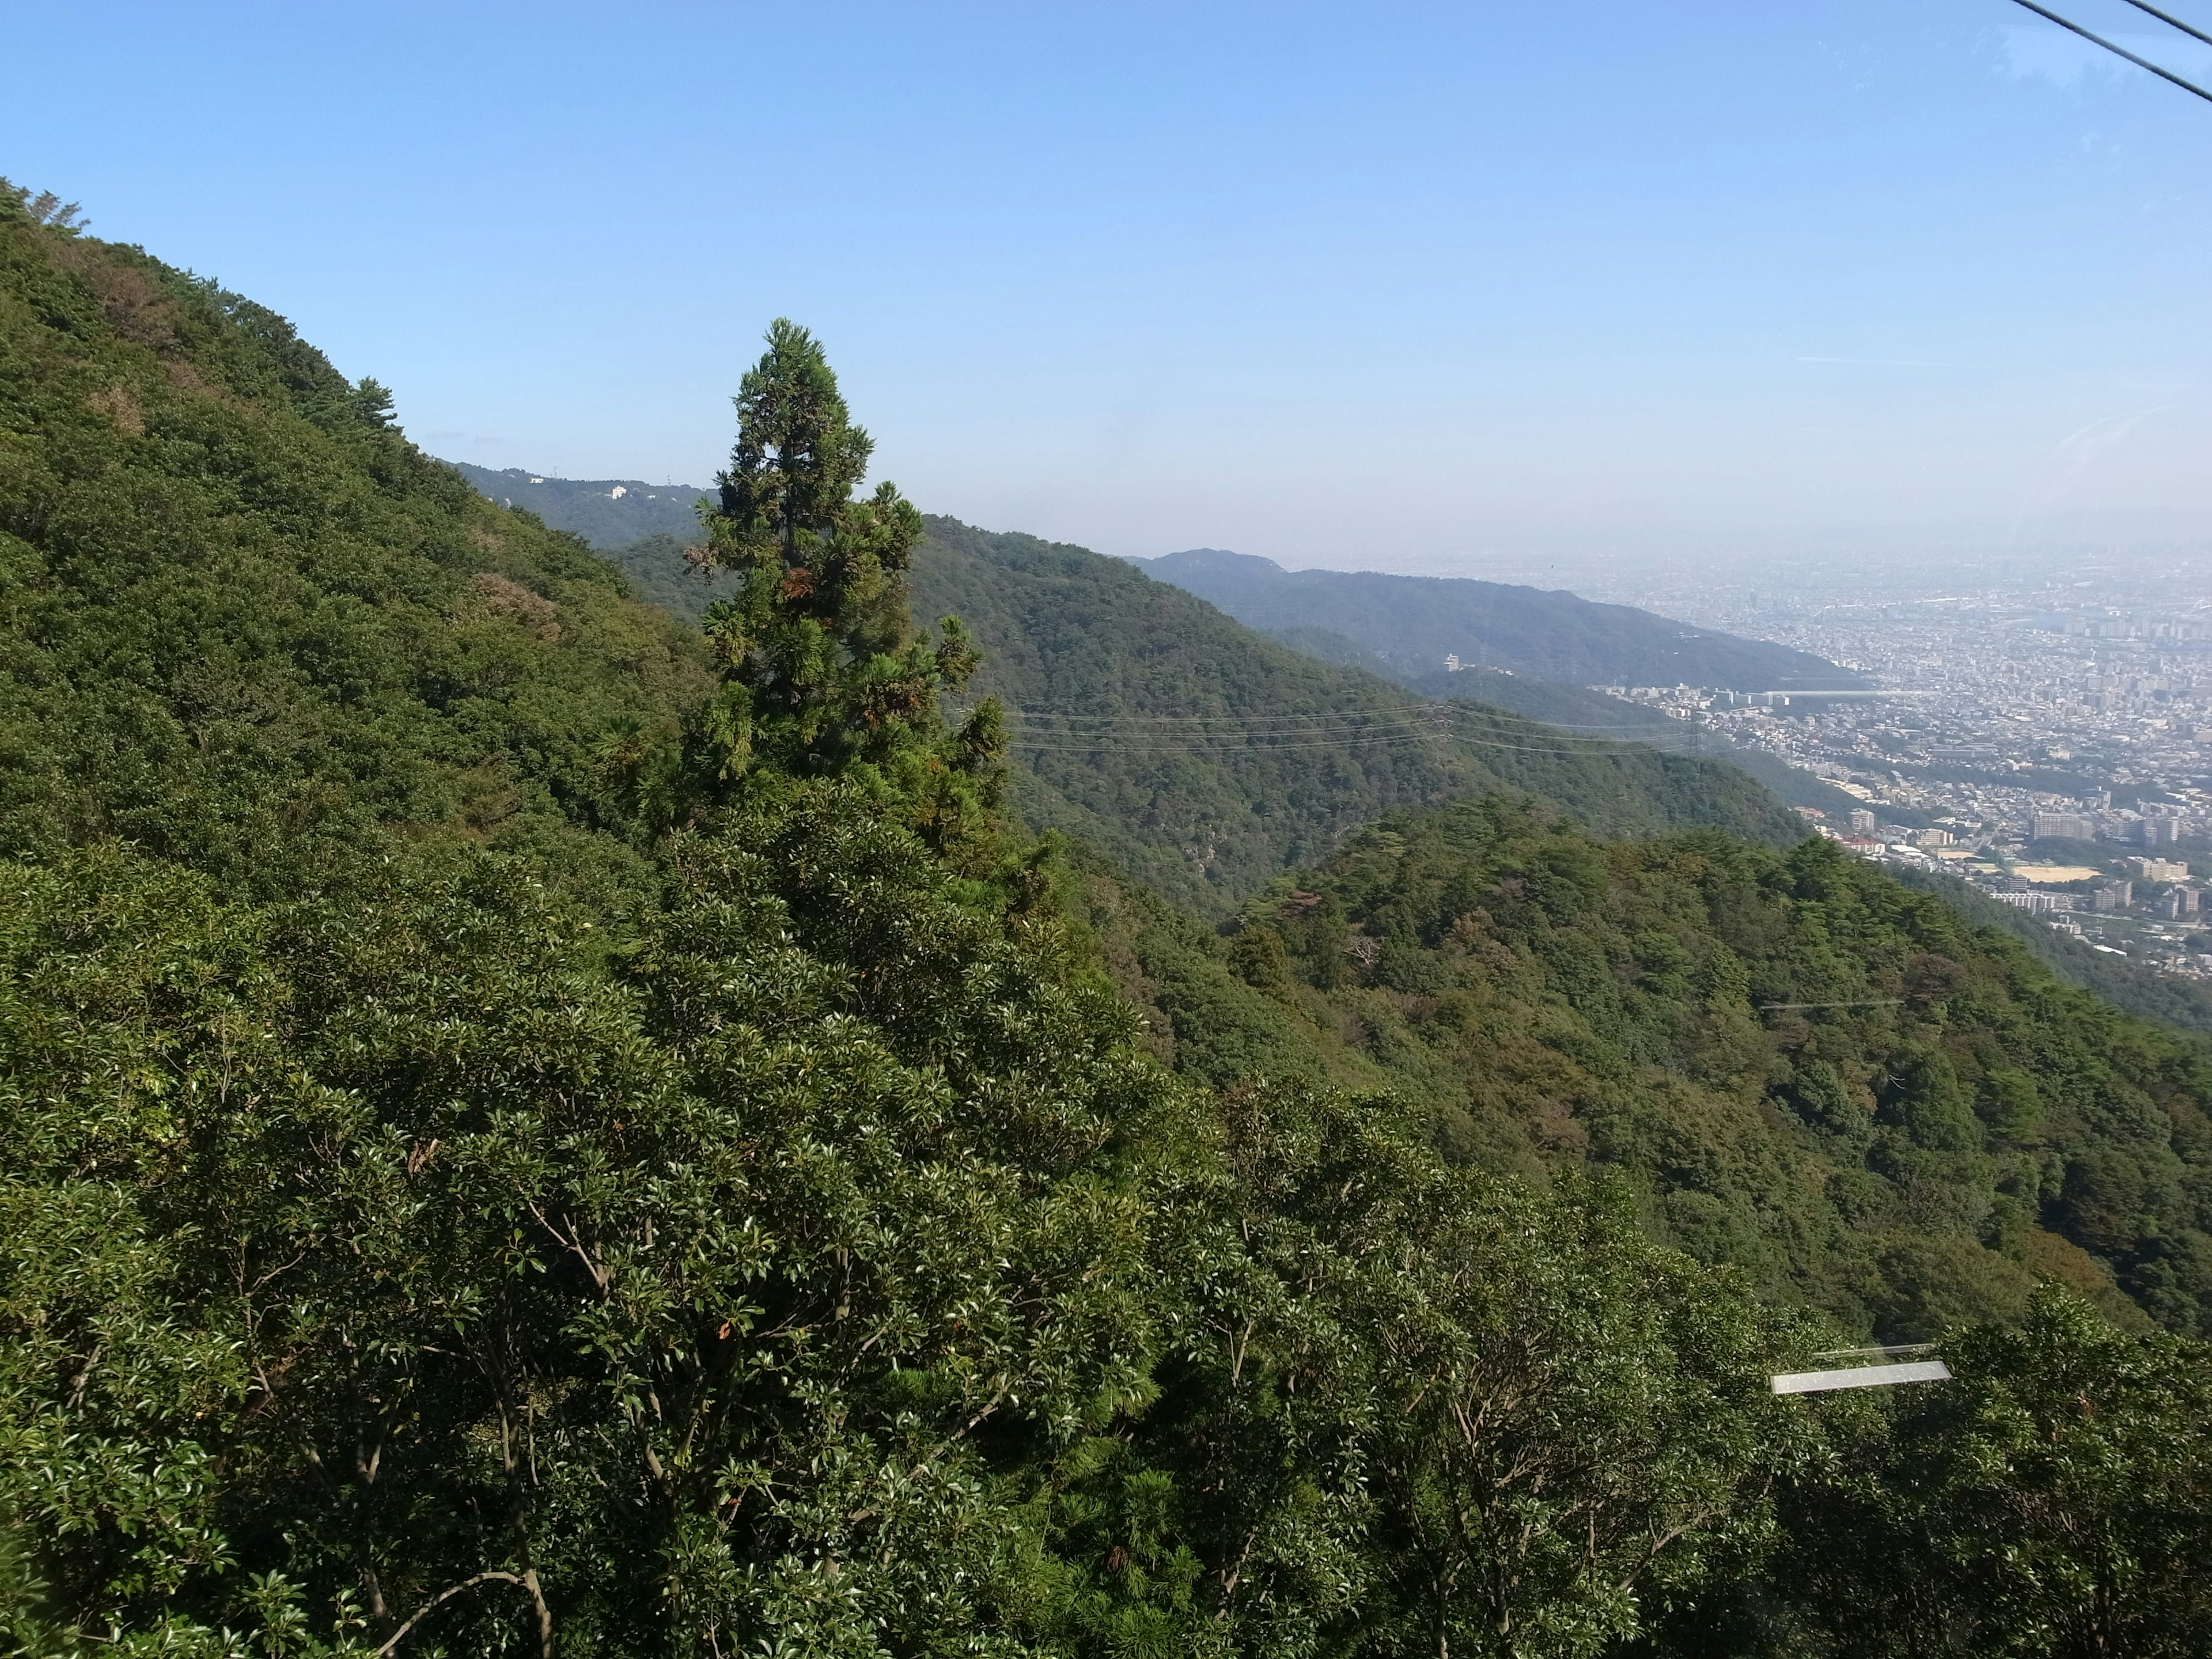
[910,516,1810,909]
[1132,545,1866,690]
[434,471,1814,911]
[446,459,710,549]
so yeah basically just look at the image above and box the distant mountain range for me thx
[437,467,1863,698]
[446,461,709,549]
[436,460,1877,844]
[905,517,1804,908]
[430,460,1810,905]
[1128,547,1866,692]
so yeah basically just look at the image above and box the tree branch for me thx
[372,1569,550,1658]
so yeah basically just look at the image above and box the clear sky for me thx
[9,1,2212,575]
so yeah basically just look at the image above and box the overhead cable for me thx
[1007,726,1721,758]
[1010,708,1685,733]
[1007,701,1696,732]
[2116,0,2212,51]
[2003,0,2212,104]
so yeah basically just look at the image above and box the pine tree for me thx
[691,320,1001,823]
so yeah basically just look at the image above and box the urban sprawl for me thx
[1589,548,2212,980]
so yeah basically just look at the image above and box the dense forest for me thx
[1080,804,2212,1338]
[906,518,1809,910]
[3,183,2210,1657]
[516,508,1814,912]
[568,517,1872,896]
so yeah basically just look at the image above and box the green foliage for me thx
[446,472,1821,915]
[671,322,1003,855]
[0,184,713,904]
[0,803,1176,1654]
[694,325,978,769]
[1889,861,2212,1035]
[909,518,1810,912]
[1091,1083,1816,1659]
[1764,1289,2212,1656]
[598,529,734,620]
[1091,798,2212,1342]
[5,187,2210,1654]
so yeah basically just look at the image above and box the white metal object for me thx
[1771,1359,1952,1395]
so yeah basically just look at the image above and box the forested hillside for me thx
[447,460,710,548]
[1133,546,1866,691]
[908,517,1809,908]
[1077,803,2212,1339]
[5,185,2211,1657]
[446,489,1815,912]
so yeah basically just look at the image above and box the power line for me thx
[1010,709,1685,734]
[2116,0,2212,52]
[1007,725,1719,759]
[1006,701,1695,733]
[991,694,1757,758]
[2003,0,2212,104]
[1011,711,1452,733]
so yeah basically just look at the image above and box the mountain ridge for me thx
[427,464,1817,910]
[1132,544,1867,691]
[907,515,1810,908]
[445,459,710,549]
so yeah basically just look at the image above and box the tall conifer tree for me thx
[691,320,1000,813]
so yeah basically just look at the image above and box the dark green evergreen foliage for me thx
[0,184,715,901]
[910,517,1809,911]
[1152,801,2212,1340]
[686,321,1001,824]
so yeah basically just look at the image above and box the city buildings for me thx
[1575,547,2212,979]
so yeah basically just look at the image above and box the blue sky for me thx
[9,1,2212,574]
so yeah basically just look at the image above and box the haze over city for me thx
[10,0,2212,577]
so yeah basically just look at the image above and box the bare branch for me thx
[372,1569,552,1658]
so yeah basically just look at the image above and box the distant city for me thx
[1582,546,2212,979]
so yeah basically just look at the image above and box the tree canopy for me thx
[2,181,2210,1657]
[687,320,998,821]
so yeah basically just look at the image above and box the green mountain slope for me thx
[1079,801,2212,1342]
[1255,626,1883,825]
[7,190,2212,1658]
[1133,545,1867,690]
[438,477,1816,912]
[0,201,1812,1656]
[0,235,713,903]
[446,460,710,548]
[908,516,1809,909]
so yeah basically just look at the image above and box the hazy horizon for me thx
[13,1,2212,581]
